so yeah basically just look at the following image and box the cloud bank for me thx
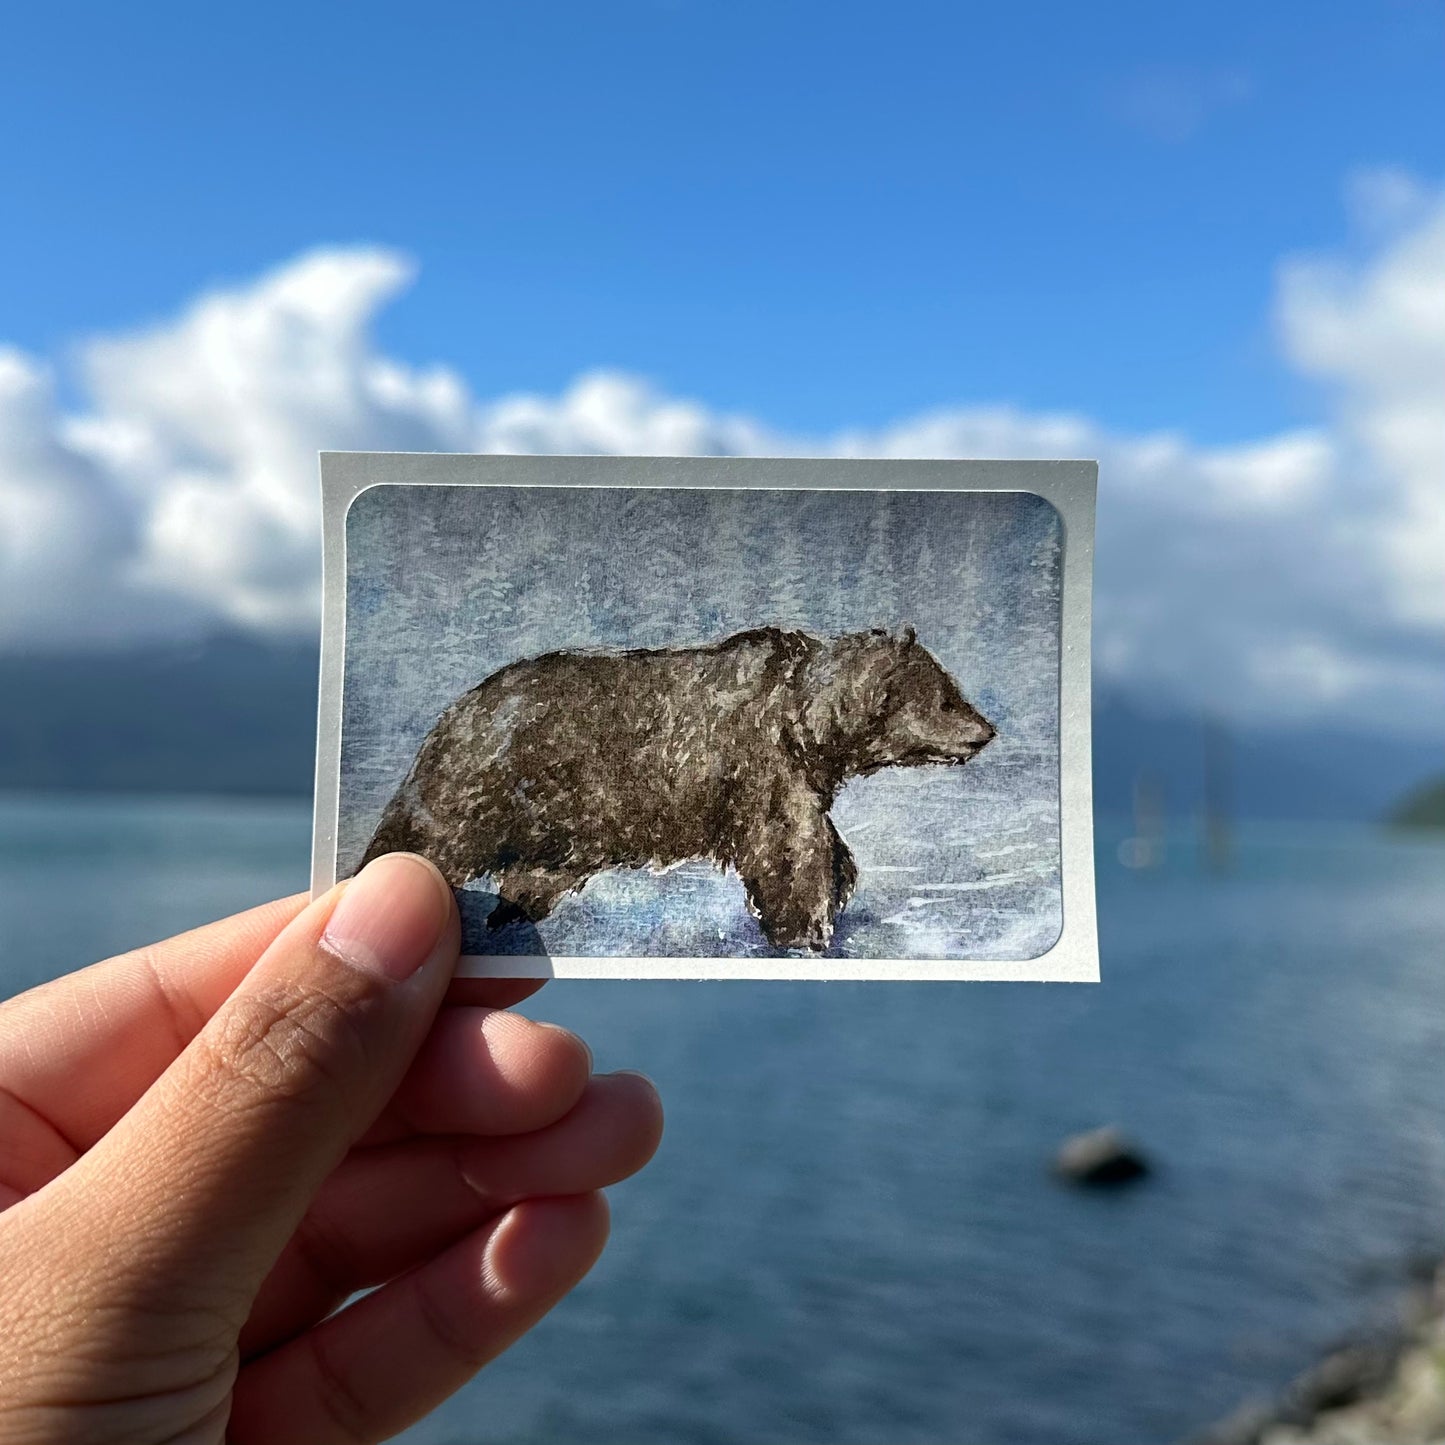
[1,173,1441,735]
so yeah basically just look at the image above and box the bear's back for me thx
[456,627,801,752]
[423,628,808,868]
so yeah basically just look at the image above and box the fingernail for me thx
[322,853,453,981]
[606,1068,657,1087]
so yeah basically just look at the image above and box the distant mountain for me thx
[0,635,318,797]
[1091,691,1445,825]
[0,638,1439,823]
[1387,776,1445,830]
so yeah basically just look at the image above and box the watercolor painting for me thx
[335,479,1068,964]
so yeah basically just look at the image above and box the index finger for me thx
[0,891,544,1161]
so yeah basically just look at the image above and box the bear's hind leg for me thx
[488,866,587,929]
[828,818,858,912]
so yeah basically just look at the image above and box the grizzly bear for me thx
[359,626,995,952]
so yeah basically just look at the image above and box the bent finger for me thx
[445,976,546,1009]
[362,1005,592,1145]
[229,1195,609,1445]
[242,1071,662,1354]
[0,898,546,1171]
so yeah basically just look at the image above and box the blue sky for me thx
[1,1,1441,737]
[2,0,1440,438]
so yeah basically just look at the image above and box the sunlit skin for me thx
[0,853,663,1444]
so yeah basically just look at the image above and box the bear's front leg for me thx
[734,790,841,953]
[488,866,587,929]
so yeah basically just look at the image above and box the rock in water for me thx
[1054,1126,1151,1186]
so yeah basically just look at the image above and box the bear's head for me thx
[800,626,995,782]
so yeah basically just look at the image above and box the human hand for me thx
[0,853,663,1444]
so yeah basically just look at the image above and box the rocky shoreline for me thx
[1191,1264,1445,1445]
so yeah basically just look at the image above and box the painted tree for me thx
[764,496,811,630]
[911,519,940,626]
[860,497,900,627]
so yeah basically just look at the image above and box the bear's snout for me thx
[934,702,996,763]
[954,713,995,759]
[886,701,995,771]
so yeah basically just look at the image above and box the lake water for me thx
[1,792,1443,1444]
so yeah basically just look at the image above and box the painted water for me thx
[449,742,1061,960]
[2,792,1443,1444]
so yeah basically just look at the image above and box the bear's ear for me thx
[898,624,917,647]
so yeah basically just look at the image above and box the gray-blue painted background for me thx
[340,484,1062,959]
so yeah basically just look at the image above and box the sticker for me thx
[313,454,1097,980]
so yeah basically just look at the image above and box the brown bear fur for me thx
[359,626,995,952]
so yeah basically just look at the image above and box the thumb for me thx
[56,852,460,1315]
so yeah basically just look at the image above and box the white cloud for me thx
[1112,65,1254,143]
[477,372,782,458]
[0,174,1441,735]
[1277,176,1445,631]
[0,349,157,647]
[1345,166,1436,238]
[59,249,478,632]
